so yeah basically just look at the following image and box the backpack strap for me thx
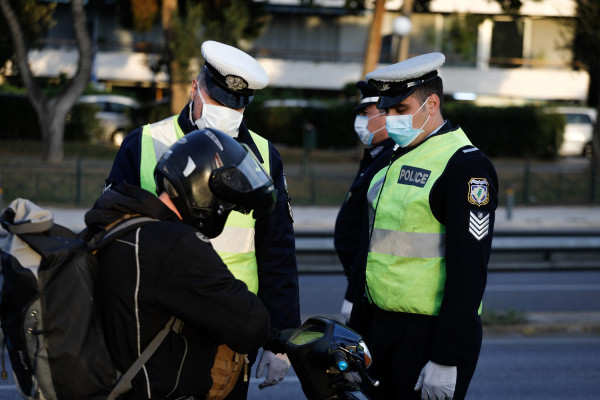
[107,316,184,400]
[87,216,158,251]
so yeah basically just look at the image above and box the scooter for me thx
[269,316,379,400]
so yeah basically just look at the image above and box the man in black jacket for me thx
[334,80,395,323]
[86,129,275,399]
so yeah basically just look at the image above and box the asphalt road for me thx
[245,336,600,400]
[0,270,597,399]
[298,270,600,318]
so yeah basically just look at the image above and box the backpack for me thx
[0,198,179,400]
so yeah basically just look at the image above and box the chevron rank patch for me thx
[467,177,489,206]
[469,210,490,241]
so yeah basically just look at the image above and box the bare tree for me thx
[0,0,93,163]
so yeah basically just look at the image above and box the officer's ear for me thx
[426,94,441,115]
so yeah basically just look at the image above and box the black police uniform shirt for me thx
[334,137,396,302]
[104,103,301,332]
[352,120,498,366]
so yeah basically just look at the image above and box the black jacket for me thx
[104,103,300,332]
[85,183,271,399]
[334,138,396,301]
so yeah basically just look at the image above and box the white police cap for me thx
[365,52,445,109]
[201,40,269,108]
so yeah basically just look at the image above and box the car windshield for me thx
[565,113,592,124]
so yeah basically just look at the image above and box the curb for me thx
[483,312,600,337]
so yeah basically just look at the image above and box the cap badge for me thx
[225,75,248,91]
[371,81,391,92]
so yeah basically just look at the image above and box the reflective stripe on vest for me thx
[140,122,270,293]
[366,128,473,315]
[210,130,270,293]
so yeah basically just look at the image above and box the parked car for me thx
[78,94,140,146]
[555,106,597,158]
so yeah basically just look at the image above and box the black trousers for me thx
[361,308,481,400]
[222,349,258,400]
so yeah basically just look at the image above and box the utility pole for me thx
[362,0,386,79]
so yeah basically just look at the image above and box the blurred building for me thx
[18,0,589,104]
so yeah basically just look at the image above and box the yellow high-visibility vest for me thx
[140,117,271,293]
[366,128,472,315]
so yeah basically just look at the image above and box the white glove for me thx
[256,350,291,389]
[341,299,353,323]
[414,361,457,400]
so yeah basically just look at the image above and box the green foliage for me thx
[0,91,101,142]
[244,100,356,149]
[573,0,600,106]
[142,100,172,124]
[246,99,563,157]
[0,93,38,140]
[115,0,160,31]
[442,14,484,65]
[494,0,524,14]
[443,102,564,159]
[0,0,56,74]
[150,0,271,83]
[64,103,102,142]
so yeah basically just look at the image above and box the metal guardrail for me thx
[2,229,600,273]
[294,230,600,273]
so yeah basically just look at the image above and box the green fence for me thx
[0,157,598,210]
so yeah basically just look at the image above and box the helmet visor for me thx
[210,145,275,212]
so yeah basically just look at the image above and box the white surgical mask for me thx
[386,97,430,147]
[192,86,243,138]
[354,113,385,146]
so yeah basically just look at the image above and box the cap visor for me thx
[377,87,418,109]
[204,68,253,109]
[353,103,370,113]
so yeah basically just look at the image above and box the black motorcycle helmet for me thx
[154,128,276,238]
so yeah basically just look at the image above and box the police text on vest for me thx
[397,165,431,187]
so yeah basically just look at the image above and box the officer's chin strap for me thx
[188,100,195,126]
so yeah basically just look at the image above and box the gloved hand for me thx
[414,361,457,400]
[341,299,353,324]
[256,350,291,390]
[344,371,362,384]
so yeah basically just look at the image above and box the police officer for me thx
[334,80,395,323]
[88,129,274,399]
[104,40,299,398]
[349,53,498,400]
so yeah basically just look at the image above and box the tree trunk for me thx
[0,0,93,163]
[170,81,190,114]
[161,0,182,115]
[362,0,385,79]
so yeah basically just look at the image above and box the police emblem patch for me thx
[469,210,490,241]
[467,178,489,206]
